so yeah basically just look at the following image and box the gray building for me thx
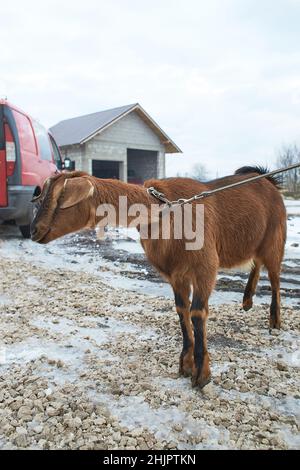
[50,103,181,183]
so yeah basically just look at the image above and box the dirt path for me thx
[0,255,299,450]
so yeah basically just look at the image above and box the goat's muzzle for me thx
[30,225,51,243]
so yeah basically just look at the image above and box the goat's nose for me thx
[30,228,38,240]
[30,222,37,235]
[30,222,42,240]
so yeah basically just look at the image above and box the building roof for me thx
[50,103,181,153]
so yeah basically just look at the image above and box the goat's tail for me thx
[235,165,282,188]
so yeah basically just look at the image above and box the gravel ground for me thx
[0,253,299,450]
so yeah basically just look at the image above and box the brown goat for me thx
[30,167,286,389]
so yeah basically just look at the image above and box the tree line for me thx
[177,145,300,198]
[277,144,300,197]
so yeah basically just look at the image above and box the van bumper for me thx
[0,185,35,225]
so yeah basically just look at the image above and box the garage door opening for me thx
[92,160,120,179]
[127,149,158,184]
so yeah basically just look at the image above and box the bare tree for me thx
[277,144,300,194]
[177,163,209,181]
[190,163,208,181]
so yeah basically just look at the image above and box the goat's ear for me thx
[59,177,95,209]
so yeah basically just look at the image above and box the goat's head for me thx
[30,171,96,244]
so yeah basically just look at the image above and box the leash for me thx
[147,162,300,207]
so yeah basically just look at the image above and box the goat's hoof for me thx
[269,319,281,331]
[269,326,281,335]
[242,298,253,311]
[191,374,212,390]
[179,365,193,377]
[179,353,195,377]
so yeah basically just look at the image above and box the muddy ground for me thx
[67,228,300,302]
[0,225,299,450]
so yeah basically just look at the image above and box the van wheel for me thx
[19,224,31,238]
[18,193,37,239]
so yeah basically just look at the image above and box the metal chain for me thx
[146,186,210,206]
[147,161,300,207]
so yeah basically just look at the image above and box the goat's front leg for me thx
[190,294,211,389]
[173,282,194,376]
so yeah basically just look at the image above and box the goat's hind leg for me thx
[173,280,194,376]
[267,267,281,330]
[243,261,261,311]
[261,254,282,330]
[191,266,217,389]
[191,295,211,389]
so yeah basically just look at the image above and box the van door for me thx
[12,109,38,187]
[0,105,7,207]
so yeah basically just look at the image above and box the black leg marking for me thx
[191,295,204,312]
[270,290,278,322]
[178,314,191,354]
[243,283,252,301]
[174,293,185,309]
[192,316,204,370]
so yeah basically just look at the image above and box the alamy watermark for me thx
[95,196,205,251]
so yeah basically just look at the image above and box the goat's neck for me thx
[93,179,154,227]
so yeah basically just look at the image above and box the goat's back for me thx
[144,171,286,269]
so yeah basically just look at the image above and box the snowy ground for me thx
[0,199,299,450]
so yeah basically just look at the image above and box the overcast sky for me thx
[1,0,300,178]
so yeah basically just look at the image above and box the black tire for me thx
[19,224,31,238]
[18,187,40,239]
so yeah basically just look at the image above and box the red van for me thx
[0,100,62,237]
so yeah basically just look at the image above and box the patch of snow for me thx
[0,312,157,387]
[25,276,44,287]
[0,437,11,450]
[0,294,11,306]
[283,260,300,268]
[0,337,84,368]
[106,226,140,241]
[278,428,300,449]
[270,349,300,369]
[0,346,6,365]
[0,334,117,386]
[217,274,245,282]
[285,199,300,216]
[285,211,300,260]
[112,240,144,254]
[92,392,231,449]
[218,389,300,424]
[31,315,157,344]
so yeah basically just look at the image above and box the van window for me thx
[13,110,36,154]
[49,135,62,168]
[32,120,52,161]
